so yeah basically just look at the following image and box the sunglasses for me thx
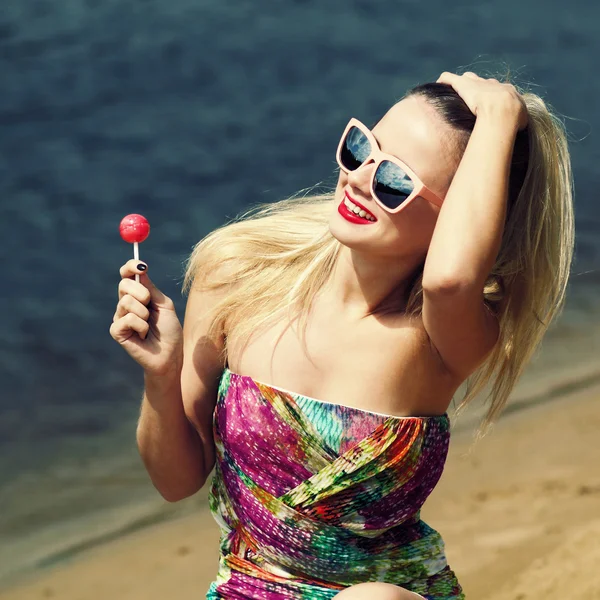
[336,118,444,214]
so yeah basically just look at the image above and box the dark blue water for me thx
[1,0,600,588]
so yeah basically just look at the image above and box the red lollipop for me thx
[120,214,150,282]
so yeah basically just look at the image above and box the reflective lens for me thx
[340,126,371,171]
[373,160,414,209]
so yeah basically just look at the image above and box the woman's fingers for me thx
[437,71,496,83]
[113,294,151,322]
[119,258,147,279]
[118,260,170,307]
[109,312,150,342]
[435,70,527,128]
[118,277,151,305]
[436,71,457,84]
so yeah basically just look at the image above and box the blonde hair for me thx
[181,87,575,444]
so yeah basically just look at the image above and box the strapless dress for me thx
[205,367,465,599]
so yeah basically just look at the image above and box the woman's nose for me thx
[346,159,375,196]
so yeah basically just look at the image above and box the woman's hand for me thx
[110,260,184,377]
[436,71,528,131]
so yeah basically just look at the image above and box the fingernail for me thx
[137,263,147,271]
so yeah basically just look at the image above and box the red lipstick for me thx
[338,191,377,225]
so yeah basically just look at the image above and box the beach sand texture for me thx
[1,382,599,600]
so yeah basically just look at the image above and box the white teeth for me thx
[344,198,376,221]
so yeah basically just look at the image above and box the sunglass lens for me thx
[373,160,414,209]
[340,126,371,171]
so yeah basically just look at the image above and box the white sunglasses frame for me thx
[336,118,444,214]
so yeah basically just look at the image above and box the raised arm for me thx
[422,72,528,379]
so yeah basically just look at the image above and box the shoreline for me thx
[2,377,599,599]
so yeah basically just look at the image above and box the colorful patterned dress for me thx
[206,367,465,599]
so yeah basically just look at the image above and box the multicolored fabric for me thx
[206,367,465,599]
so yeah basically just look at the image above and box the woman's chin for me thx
[328,211,378,251]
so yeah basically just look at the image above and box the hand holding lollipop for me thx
[111,213,183,376]
[119,214,150,282]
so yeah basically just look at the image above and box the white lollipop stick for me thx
[134,242,140,283]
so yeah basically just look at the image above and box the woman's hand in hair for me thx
[436,71,528,131]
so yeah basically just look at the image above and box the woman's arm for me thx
[137,267,232,502]
[421,72,527,379]
[137,369,207,502]
[422,112,520,289]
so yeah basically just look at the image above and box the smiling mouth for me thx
[343,191,377,221]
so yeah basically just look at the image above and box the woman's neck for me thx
[319,246,424,321]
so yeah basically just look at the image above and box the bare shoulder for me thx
[180,259,241,474]
[183,258,240,339]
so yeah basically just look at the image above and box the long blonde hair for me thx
[181,82,575,443]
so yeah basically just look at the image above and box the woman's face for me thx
[329,95,461,262]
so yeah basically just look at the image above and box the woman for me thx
[110,71,575,599]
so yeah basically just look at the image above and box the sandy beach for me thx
[2,381,599,600]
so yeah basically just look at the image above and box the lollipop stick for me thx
[134,242,140,283]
